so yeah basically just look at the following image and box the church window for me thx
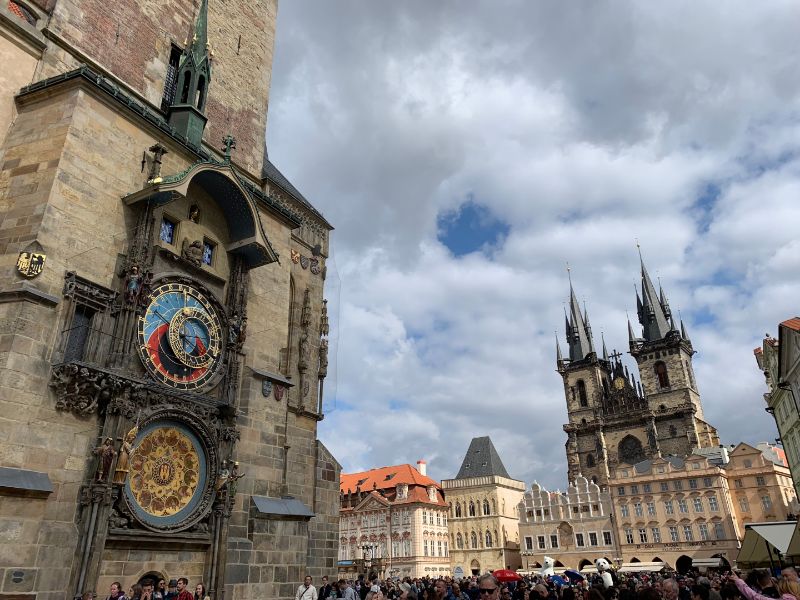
[160,216,176,244]
[685,360,695,387]
[618,435,645,464]
[654,361,670,389]
[669,425,677,437]
[202,239,215,266]
[485,531,493,547]
[470,531,478,548]
[577,380,588,406]
[196,74,207,111]
[456,533,463,549]
[455,503,462,518]
[179,71,191,104]
[586,453,595,467]
[58,273,116,364]
[161,44,183,110]
[469,501,476,517]
[602,378,610,396]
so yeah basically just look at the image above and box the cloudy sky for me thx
[266,1,800,491]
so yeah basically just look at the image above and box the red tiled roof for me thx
[341,464,440,493]
[782,318,800,332]
[7,1,26,20]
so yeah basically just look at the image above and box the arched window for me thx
[455,503,462,518]
[492,499,497,514]
[669,425,677,437]
[8,1,38,25]
[483,499,490,515]
[485,530,493,547]
[471,531,478,549]
[586,453,596,468]
[469,501,476,517]
[654,361,670,389]
[457,533,464,549]
[577,380,588,406]
[180,71,191,104]
[196,75,206,110]
[685,360,695,388]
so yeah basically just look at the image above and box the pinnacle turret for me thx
[565,280,594,362]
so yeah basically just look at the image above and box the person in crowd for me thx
[175,578,192,600]
[297,575,319,600]
[692,585,710,600]
[731,571,800,600]
[164,581,178,600]
[157,580,167,600]
[342,580,357,600]
[782,570,799,585]
[476,574,499,600]
[141,580,160,600]
[128,584,142,600]
[106,583,126,600]
[193,583,209,600]
[452,583,470,600]
[320,576,333,600]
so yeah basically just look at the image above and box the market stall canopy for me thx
[787,523,800,559]
[737,522,797,568]
[619,562,666,573]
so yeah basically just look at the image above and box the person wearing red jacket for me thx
[175,578,193,600]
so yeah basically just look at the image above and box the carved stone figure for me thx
[298,334,310,371]
[229,461,245,498]
[318,338,329,379]
[94,437,116,482]
[182,238,204,266]
[113,427,138,484]
[189,204,200,223]
[124,265,142,305]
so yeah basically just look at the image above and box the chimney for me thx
[417,460,427,476]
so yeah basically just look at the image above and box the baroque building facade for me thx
[0,1,340,599]
[443,437,524,576]
[518,476,616,573]
[338,462,450,579]
[557,260,719,489]
[755,321,800,499]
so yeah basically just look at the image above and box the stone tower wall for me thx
[35,0,278,178]
[635,344,704,421]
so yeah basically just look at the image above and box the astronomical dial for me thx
[138,282,224,390]
[613,376,625,390]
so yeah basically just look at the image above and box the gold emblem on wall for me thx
[128,427,201,517]
[16,252,46,278]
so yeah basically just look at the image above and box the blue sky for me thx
[267,1,800,490]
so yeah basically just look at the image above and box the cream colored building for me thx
[609,454,740,572]
[756,322,800,499]
[725,443,798,526]
[339,462,450,578]
[518,475,616,572]
[444,437,524,575]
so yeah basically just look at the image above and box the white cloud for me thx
[267,1,800,488]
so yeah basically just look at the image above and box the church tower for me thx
[558,278,615,487]
[629,255,719,453]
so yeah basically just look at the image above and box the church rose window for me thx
[618,435,645,464]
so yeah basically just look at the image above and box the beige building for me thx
[726,443,798,526]
[609,454,740,572]
[518,476,616,572]
[339,462,450,578]
[0,1,340,599]
[444,437,525,575]
[756,321,800,499]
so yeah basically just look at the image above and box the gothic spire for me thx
[566,279,594,362]
[556,333,564,368]
[601,333,609,362]
[187,0,210,67]
[637,253,671,342]
[680,318,690,342]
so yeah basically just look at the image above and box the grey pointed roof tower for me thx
[566,280,595,361]
[601,333,610,362]
[636,255,672,342]
[455,436,512,479]
[556,332,564,368]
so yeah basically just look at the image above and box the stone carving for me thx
[94,437,117,482]
[262,380,273,398]
[51,364,118,416]
[318,339,329,379]
[298,334,310,371]
[291,249,300,263]
[310,258,320,275]
[108,507,130,529]
[300,256,309,269]
[219,426,241,443]
[181,238,204,266]
[189,204,200,223]
[274,384,285,402]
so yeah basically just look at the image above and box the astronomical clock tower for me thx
[0,1,340,599]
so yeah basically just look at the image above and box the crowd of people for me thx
[97,577,211,600]
[294,567,800,600]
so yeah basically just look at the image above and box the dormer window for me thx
[428,486,437,502]
[396,483,408,500]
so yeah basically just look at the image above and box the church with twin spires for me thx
[557,257,720,488]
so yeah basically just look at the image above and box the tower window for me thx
[586,453,595,467]
[654,361,670,389]
[577,380,588,406]
[161,44,183,110]
[8,1,37,25]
